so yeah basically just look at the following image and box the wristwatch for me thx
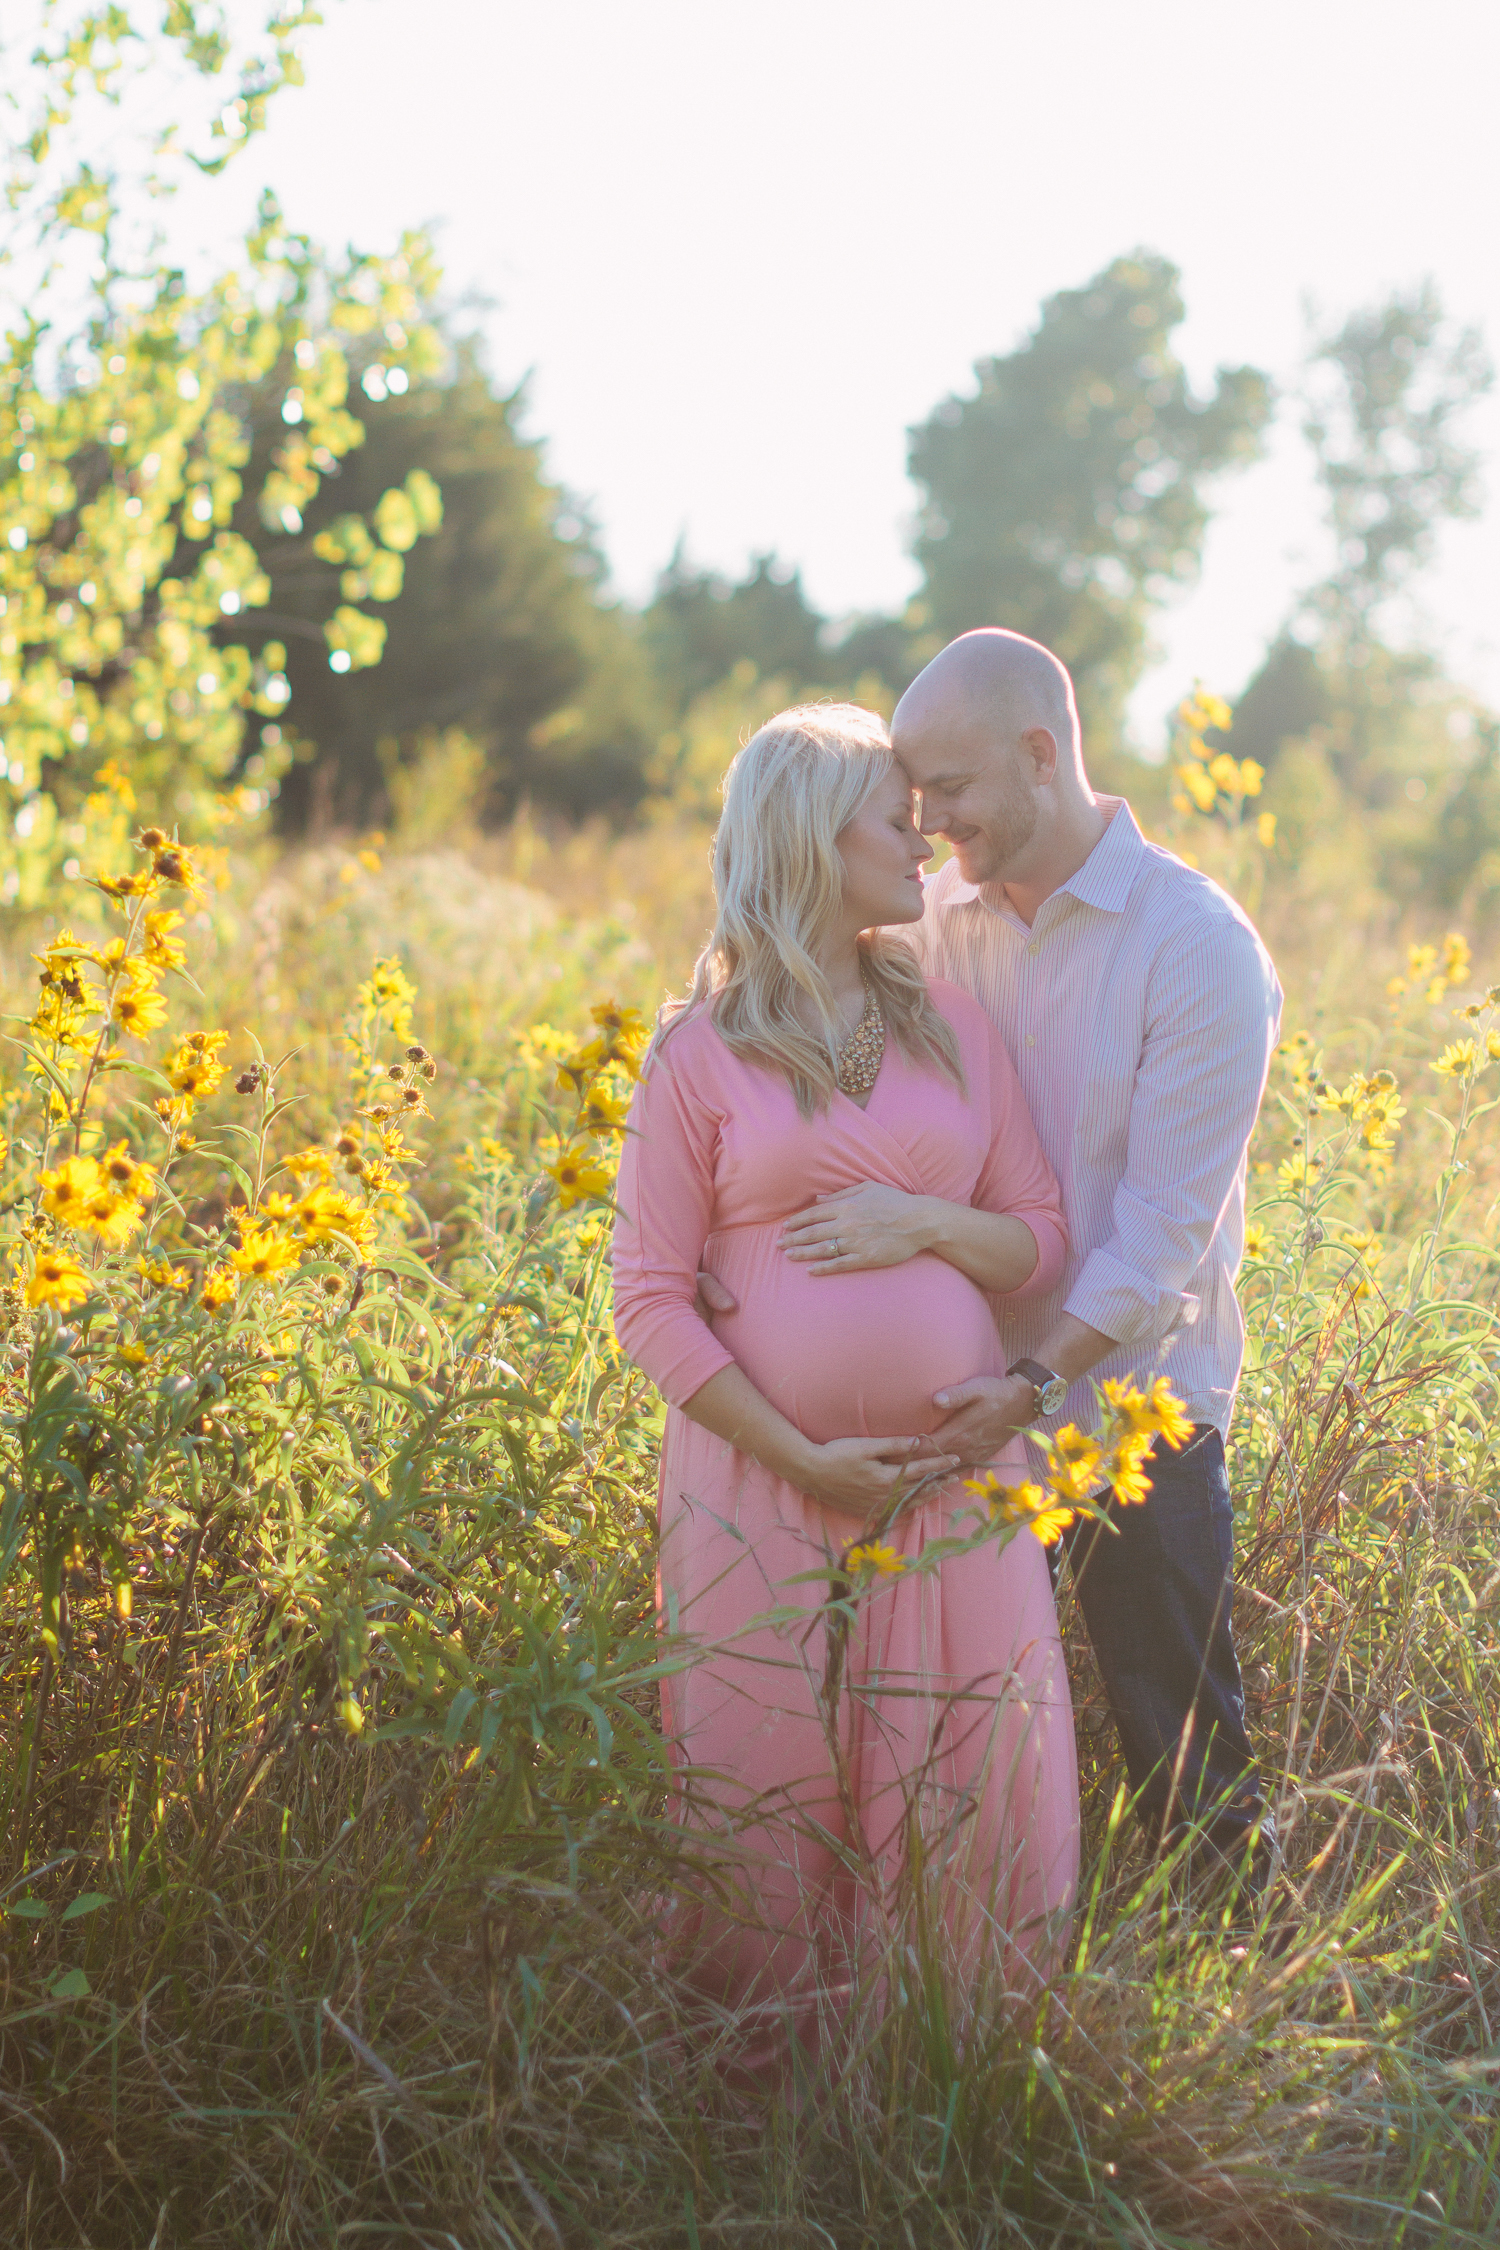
[1007,1358,1068,1423]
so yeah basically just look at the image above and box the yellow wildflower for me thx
[1243,1220,1270,1260]
[1486,1031,1500,1063]
[27,1249,90,1310]
[1177,761,1218,812]
[91,758,137,812]
[1237,758,1265,797]
[1100,1376,1194,1455]
[1105,1436,1155,1508]
[39,1153,103,1229]
[151,842,201,893]
[1207,752,1241,793]
[77,1185,141,1247]
[165,1030,228,1100]
[580,1086,632,1135]
[544,1148,614,1209]
[142,910,187,972]
[108,956,165,1036]
[1256,811,1277,850]
[1178,687,1232,735]
[98,1140,155,1204]
[981,1479,1077,1546]
[845,1541,905,1577]
[356,957,417,1041]
[153,1094,195,1134]
[138,1255,191,1291]
[1442,932,1472,987]
[1278,1152,1320,1189]
[286,1146,335,1180]
[93,868,158,901]
[289,1184,376,1254]
[1434,1039,1478,1079]
[200,1266,238,1311]
[230,1226,303,1281]
[1044,1425,1108,1508]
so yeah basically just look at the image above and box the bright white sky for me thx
[194,0,1500,747]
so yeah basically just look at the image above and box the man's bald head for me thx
[891,630,1093,889]
[893,629,1080,768]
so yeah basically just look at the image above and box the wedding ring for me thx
[832,1236,841,1257]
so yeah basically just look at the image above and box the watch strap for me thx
[1007,1357,1066,1421]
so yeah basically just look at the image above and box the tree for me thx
[1228,286,1494,809]
[907,252,1271,744]
[261,346,658,826]
[1302,282,1492,647]
[644,547,831,718]
[0,5,457,898]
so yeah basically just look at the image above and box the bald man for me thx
[886,628,1281,1879]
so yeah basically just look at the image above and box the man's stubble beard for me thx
[952,786,1040,887]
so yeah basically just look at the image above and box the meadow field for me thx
[0,764,1499,2250]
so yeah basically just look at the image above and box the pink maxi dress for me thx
[612,979,1080,2054]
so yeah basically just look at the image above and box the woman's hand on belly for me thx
[799,1433,960,1521]
[781,1181,1041,1295]
[780,1183,939,1275]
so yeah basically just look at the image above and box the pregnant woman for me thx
[612,704,1079,2071]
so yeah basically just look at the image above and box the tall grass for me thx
[1,818,1499,2246]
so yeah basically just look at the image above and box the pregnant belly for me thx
[709,1236,1002,1445]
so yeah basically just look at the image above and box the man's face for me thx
[893,709,1042,887]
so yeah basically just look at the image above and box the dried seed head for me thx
[406,1044,430,1064]
[138,826,167,850]
[234,1069,260,1095]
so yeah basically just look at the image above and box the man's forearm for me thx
[1026,1312,1118,1389]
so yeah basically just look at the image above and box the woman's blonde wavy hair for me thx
[657,703,963,1116]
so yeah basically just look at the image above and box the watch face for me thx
[1038,1374,1068,1416]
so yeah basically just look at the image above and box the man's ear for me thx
[1021,726,1059,785]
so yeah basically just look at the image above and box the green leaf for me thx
[60,1892,111,1923]
[7,1896,50,1919]
[48,1967,90,2000]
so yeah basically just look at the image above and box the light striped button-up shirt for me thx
[906,798,1282,1436]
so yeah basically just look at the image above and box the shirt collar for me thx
[934,796,1146,918]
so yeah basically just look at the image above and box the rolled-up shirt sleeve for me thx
[611,1039,737,1408]
[972,1014,1068,1300]
[1064,911,1282,1347]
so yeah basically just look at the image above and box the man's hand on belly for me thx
[695,1270,738,1318]
[930,1373,1035,1466]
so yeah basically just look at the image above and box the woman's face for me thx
[836,763,933,930]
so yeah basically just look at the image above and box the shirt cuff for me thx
[615,1313,737,1410]
[1064,1248,1200,1348]
[998,1213,1069,1302]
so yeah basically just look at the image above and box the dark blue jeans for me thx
[1059,1424,1266,1863]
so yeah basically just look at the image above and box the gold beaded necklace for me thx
[835,976,886,1100]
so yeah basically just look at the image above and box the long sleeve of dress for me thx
[612,1040,738,1409]
[971,1013,1068,1302]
